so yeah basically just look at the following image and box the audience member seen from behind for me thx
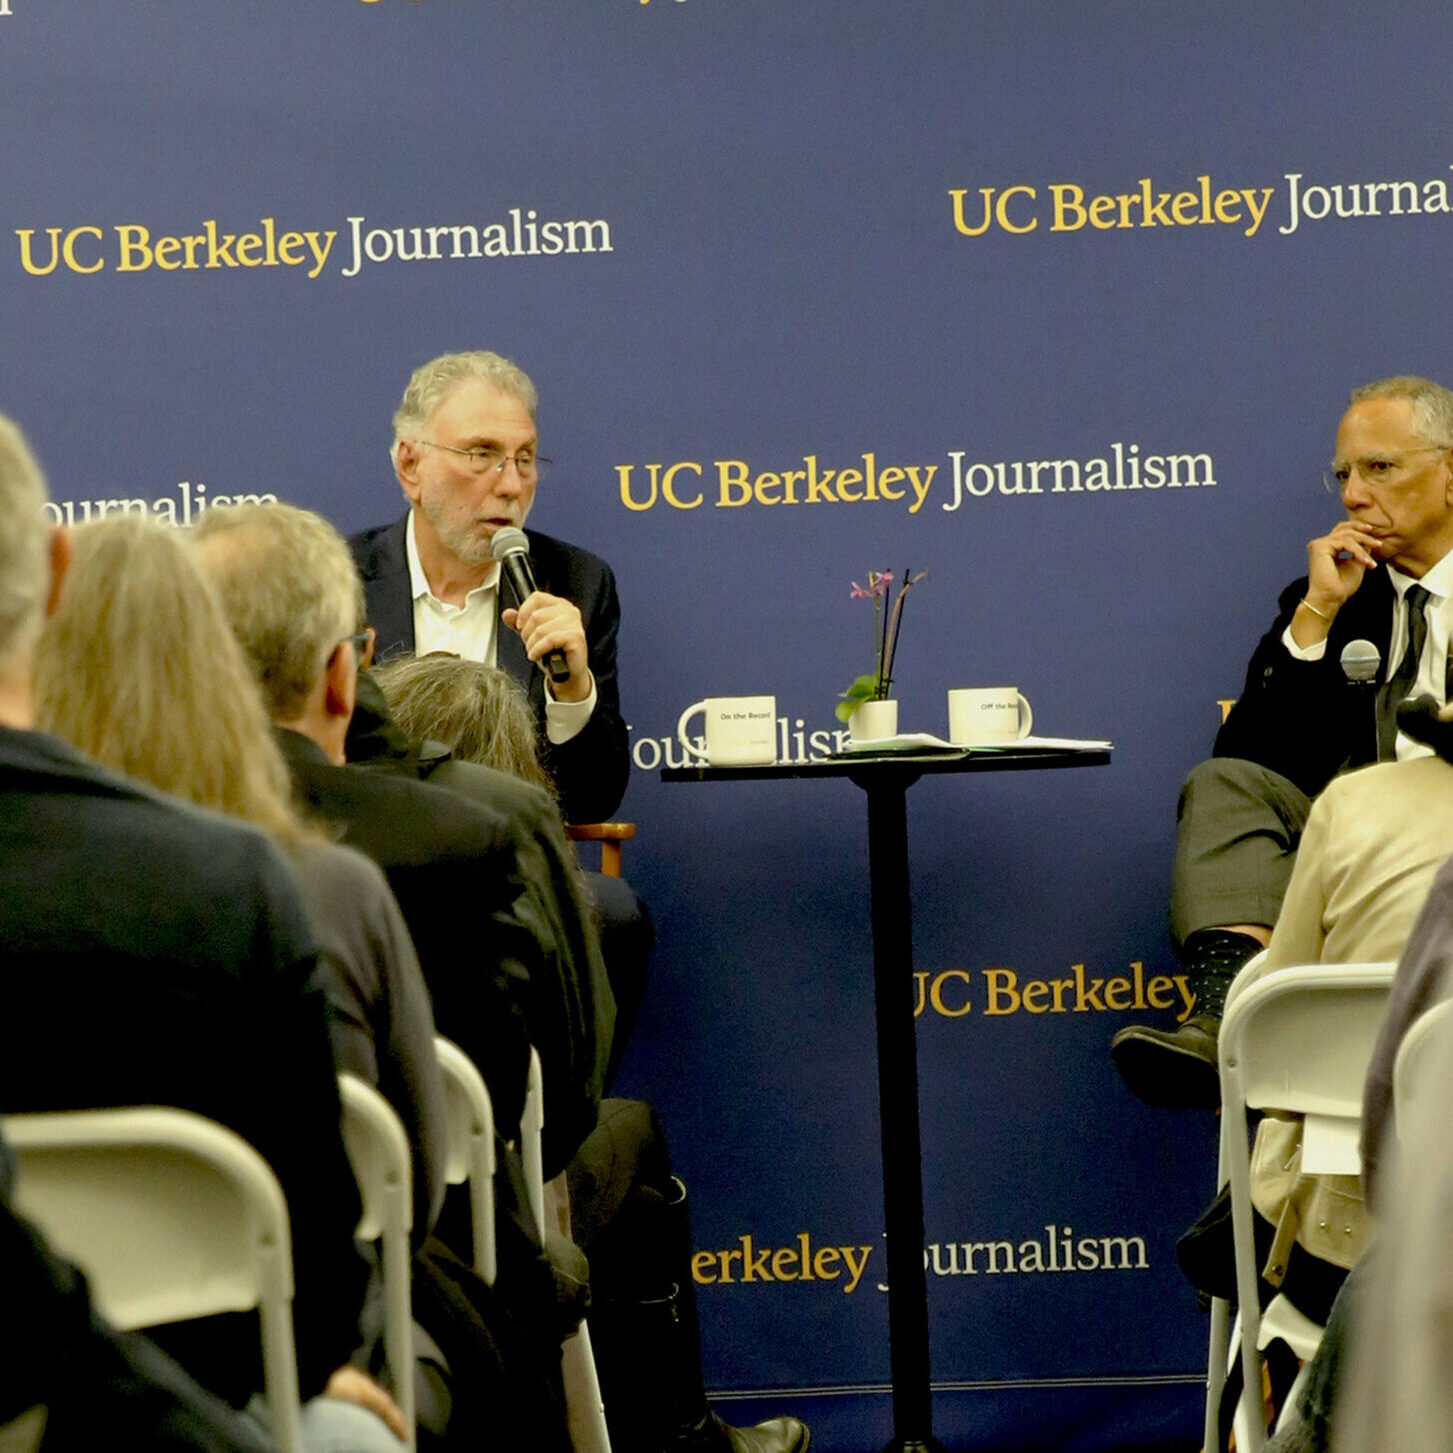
[375,654,556,797]
[0,420,401,1452]
[33,513,448,1248]
[191,501,578,1451]
[372,651,652,1083]
[373,652,811,1453]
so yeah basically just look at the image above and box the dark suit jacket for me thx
[345,676,614,1176]
[348,516,630,823]
[275,727,535,1132]
[0,728,366,1408]
[1215,568,1396,798]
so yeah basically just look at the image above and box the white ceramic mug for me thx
[677,695,778,766]
[948,686,1033,744]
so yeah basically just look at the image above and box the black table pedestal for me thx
[664,745,1109,1449]
[861,772,946,1452]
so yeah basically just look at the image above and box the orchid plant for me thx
[836,567,929,722]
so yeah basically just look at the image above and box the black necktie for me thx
[1377,583,1430,759]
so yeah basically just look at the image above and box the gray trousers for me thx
[1169,758,1314,948]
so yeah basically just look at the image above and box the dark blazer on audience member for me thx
[346,675,614,1177]
[348,517,630,824]
[0,727,367,1410]
[1215,567,1397,799]
[274,725,535,1131]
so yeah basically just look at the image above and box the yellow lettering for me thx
[61,225,105,274]
[771,1247,799,1281]
[719,1249,742,1284]
[949,187,994,237]
[235,232,264,266]
[840,1246,872,1294]
[1146,974,1175,1009]
[1088,194,1118,229]
[813,1246,841,1280]
[983,968,1020,1015]
[716,460,752,508]
[929,969,972,1017]
[1021,979,1050,1013]
[1174,975,1196,1023]
[1214,189,1242,225]
[692,1251,718,1284]
[277,231,305,265]
[877,465,905,500]
[1104,976,1133,1011]
[115,225,152,273]
[754,470,783,506]
[152,236,182,271]
[1050,183,1087,231]
[617,463,658,512]
[16,227,61,276]
[836,468,863,502]
[662,460,703,509]
[994,184,1037,234]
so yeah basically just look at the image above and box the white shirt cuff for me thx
[545,675,597,744]
[1280,625,1326,662]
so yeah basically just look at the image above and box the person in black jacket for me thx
[1114,375,1453,1108]
[347,349,629,826]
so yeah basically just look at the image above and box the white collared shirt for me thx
[1282,548,1453,761]
[404,511,595,744]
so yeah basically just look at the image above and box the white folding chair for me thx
[337,1073,415,1452]
[1217,963,1395,1451]
[1393,998,1453,1137]
[434,1035,497,1286]
[2,1105,305,1453]
[520,1048,612,1453]
[1202,948,1268,1453]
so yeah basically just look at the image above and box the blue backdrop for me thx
[7,3,1452,1447]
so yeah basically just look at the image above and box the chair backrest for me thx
[564,822,635,878]
[434,1036,497,1285]
[337,1073,415,1451]
[1393,998,1453,1139]
[1218,963,1396,1451]
[2,1105,305,1453]
[520,1046,547,1239]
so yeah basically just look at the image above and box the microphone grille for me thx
[1340,638,1381,684]
[489,526,529,561]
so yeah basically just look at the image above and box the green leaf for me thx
[835,674,881,723]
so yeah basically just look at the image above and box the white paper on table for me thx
[834,732,1113,755]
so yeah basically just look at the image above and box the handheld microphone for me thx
[490,526,572,685]
[1339,639,1381,685]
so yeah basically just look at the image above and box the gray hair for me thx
[191,502,364,721]
[0,412,51,671]
[391,350,539,455]
[372,653,554,798]
[1350,376,1453,448]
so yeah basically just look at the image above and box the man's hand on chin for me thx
[503,591,592,702]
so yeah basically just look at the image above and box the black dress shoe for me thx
[1110,1013,1220,1109]
[676,1412,811,1453]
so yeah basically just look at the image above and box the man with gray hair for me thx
[349,350,628,824]
[192,502,557,1145]
[1114,376,1453,1106]
[0,422,405,1449]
